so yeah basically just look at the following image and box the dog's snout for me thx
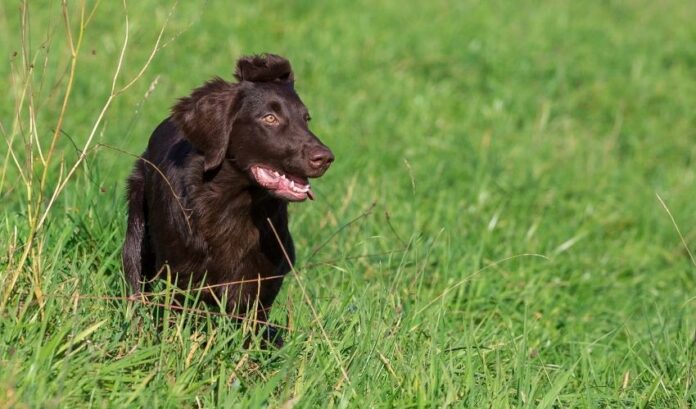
[308,147,334,170]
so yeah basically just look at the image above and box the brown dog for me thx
[122,54,333,343]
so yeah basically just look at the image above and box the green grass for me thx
[1,0,695,407]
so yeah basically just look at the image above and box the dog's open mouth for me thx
[250,165,314,202]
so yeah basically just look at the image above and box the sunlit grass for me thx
[1,1,695,407]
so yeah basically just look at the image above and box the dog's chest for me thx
[197,205,258,259]
[191,193,290,281]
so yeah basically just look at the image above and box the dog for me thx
[122,54,333,343]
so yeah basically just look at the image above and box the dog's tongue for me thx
[250,166,315,201]
[274,173,313,201]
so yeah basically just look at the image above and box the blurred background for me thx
[1,1,695,407]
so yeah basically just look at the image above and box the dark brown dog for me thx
[122,54,333,342]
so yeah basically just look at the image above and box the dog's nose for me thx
[308,147,334,170]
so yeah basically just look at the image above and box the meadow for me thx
[1,1,695,407]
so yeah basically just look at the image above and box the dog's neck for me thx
[195,160,288,227]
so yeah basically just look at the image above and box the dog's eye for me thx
[262,114,279,125]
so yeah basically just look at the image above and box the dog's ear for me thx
[171,78,237,172]
[234,53,294,84]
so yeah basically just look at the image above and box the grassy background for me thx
[1,0,695,407]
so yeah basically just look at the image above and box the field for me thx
[1,1,695,407]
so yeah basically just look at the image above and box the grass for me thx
[1,0,695,407]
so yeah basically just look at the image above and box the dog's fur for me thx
[122,54,333,334]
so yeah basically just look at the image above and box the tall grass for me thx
[2,1,168,312]
[1,1,695,407]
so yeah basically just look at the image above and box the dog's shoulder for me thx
[144,118,188,163]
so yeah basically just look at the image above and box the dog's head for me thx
[171,53,334,201]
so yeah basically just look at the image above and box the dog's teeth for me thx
[289,180,295,188]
